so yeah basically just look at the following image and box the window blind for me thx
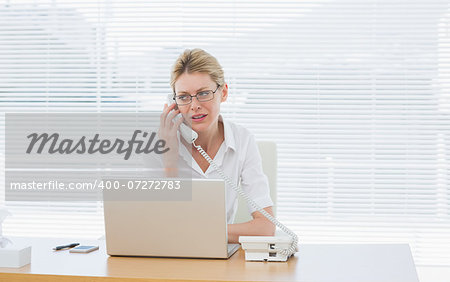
[0,0,449,266]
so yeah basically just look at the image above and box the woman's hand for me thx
[158,103,184,176]
[227,207,276,243]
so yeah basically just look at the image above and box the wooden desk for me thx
[0,237,419,282]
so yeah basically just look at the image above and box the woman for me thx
[159,48,275,243]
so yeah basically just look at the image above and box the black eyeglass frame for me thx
[172,84,221,106]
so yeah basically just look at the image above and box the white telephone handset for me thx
[165,94,298,261]
[167,94,198,143]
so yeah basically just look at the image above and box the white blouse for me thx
[176,115,273,224]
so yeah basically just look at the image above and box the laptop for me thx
[103,178,240,259]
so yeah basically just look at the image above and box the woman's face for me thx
[174,72,227,133]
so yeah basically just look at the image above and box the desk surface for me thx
[0,237,419,282]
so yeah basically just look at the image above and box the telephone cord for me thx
[193,142,298,257]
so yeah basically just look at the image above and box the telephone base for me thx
[238,236,295,262]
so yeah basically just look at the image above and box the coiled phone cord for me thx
[193,142,298,257]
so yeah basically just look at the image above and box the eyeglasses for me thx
[173,84,221,106]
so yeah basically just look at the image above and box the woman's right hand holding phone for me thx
[158,103,184,176]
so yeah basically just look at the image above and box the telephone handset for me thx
[167,94,198,143]
[165,94,298,260]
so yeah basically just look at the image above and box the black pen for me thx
[53,243,80,251]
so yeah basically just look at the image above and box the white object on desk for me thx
[0,241,31,268]
[239,236,294,261]
[70,245,99,253]
[0,207,30,268]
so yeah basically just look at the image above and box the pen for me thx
[53,243,80,251]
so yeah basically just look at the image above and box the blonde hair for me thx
[170,48,225,92]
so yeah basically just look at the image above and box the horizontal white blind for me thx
[0,0,449,266]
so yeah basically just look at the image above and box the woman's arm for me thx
[227,206,276,243]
